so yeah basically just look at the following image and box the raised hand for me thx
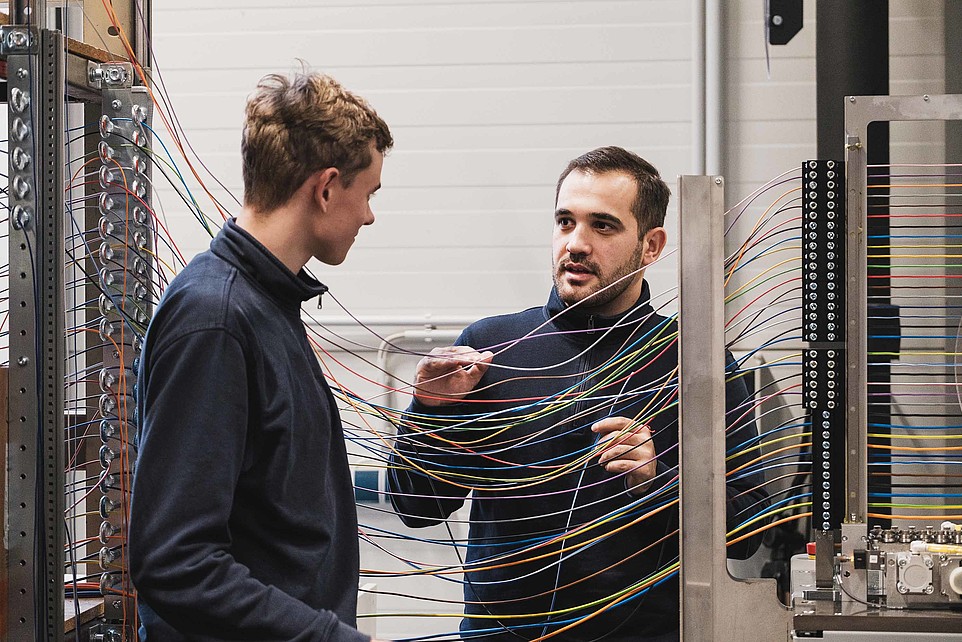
[413,345,494,407]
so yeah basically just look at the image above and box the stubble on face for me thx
[553,241,646,313]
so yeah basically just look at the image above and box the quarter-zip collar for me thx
[543,280,656,343]
[210,218,329,314]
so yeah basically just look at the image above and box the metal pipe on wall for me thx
[705,0,724,177]
[692,0,706,174]
[692,0,725,177]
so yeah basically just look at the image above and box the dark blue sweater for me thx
[389,283,767,641]
[129,220,369,642]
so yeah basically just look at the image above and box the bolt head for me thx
[7,30,30,48]
[111,99,123,111]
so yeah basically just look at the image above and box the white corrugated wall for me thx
[152,0,945,321]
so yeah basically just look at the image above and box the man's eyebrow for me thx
[590,212,624,226]
[553,209,624,226]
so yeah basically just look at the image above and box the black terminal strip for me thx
[802,159,845,346]
[802,159,846,532]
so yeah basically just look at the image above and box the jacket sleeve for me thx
[388,326,490,528]
[722,352,771,560]
[388,397,477,528]
[129,328,368,642]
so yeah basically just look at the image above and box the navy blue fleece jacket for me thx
[388,283,767,641]
[129,220,369,642]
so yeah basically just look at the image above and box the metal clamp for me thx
[0,25,39,54]
[88,62,134,89]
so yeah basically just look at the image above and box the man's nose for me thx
[565,226,590,256]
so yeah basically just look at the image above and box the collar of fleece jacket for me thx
[543,278,664,344]
[211,218,329,312]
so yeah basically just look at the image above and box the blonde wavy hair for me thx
[242,71,393,212]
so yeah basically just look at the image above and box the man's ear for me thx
[314,167,339,213]
[641,226,667,266]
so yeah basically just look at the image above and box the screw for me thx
[12,147,30,171]
[10,87,30,113]
[7,29,30,49]
[11,118,29,141]
[111,99,122,111]
[16,67,26,79]
[849,96,856,103]
[13,176,30,199]
[17,357,29,366]
[714,177,723,185]
[771,14,783,26]
[12,205,32,230]
[923,94,930,101]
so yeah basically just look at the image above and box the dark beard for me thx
[553,243,646,311]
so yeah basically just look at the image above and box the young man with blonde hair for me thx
[130,71,391,641]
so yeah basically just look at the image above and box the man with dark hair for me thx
[129,71,392,641]
[389,146,765,641]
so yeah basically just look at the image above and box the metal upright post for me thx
[677,175,790,641]
[5,26,66,642]
[9,0,46,29]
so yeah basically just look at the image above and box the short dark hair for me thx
[555,146,670,236]
[242,71,393,213]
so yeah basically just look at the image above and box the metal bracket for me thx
[88,62,135,89]
[0,25,39,54]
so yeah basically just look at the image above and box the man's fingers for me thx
[591,417,650,438]
[599,441,652,464]
[419,347,492,377]
[414,346,494,406]
[604,458,650,475]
